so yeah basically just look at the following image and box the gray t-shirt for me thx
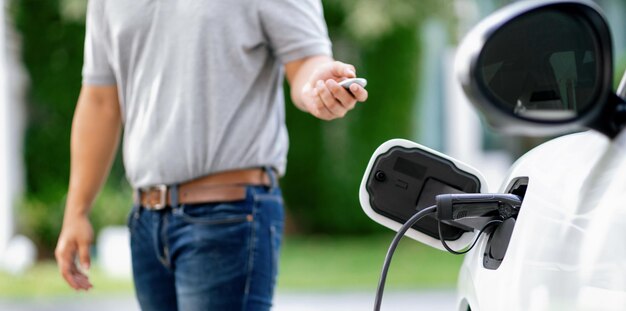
[82,0,332,188]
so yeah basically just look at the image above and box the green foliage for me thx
[615,52,626,90]
[12,0,85,198]
[11,0,84,253]
[324,0,453,42]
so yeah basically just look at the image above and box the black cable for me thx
[374,208,506,311]
[438,219,503,255]
[373,205,437,311]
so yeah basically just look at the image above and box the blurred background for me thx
[0,0,625,309]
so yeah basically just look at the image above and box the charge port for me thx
[507,177,528,200]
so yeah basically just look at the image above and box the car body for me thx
[458,130,626,311]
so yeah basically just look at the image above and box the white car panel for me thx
[459,130,626,310]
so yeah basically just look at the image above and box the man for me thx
[55,0,367,310]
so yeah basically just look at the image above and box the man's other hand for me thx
[55,214,94,291]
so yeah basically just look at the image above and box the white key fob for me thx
[339,78,367,89]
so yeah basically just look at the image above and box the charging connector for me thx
[436,193,522,231]
[435,193,521,255]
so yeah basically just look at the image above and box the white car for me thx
[359,1,626,310]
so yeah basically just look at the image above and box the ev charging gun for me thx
[436,193,522,231]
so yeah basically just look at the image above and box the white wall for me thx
[0,0,32,272]
[0,0,12,257]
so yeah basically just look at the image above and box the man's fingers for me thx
[60,262,80,289]
[316,80,345,118]
[56,239,92,290]
[331,61,356,79]
[350,84,369,102]
[56,241,76,279]
[74,273,93,290]
[76,240,93,290]
[78,242,91,271]
[59,259,91,290]
[313,101,335,121]
[310,88,335,120]
[326,80,356,110]
[64,266,92,290]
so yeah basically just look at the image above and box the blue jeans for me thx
[127,185,284,311]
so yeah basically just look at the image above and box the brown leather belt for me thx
[136,168,272,210]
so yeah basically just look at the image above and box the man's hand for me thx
[286,56,369,120]
[55,214,94,291]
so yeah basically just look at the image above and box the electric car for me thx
[359,1,626,310]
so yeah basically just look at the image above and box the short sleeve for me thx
[259,0,333,64]
[82,0,116,86]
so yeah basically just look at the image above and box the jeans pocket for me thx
[126,205,138,231]
[176,201,253,225]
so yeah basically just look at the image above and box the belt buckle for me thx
[145,184,168,210]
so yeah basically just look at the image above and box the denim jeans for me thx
[127,185,284,311]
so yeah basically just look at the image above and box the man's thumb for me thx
[332,61,356,78]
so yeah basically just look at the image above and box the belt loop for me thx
[263,166,277,191]
[170,184,180,208]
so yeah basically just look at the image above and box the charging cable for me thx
[373,205,437,311]
[437,219,502,255]
[373,193,522,311]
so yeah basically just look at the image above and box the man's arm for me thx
[55,85,121,291]
[285,55,368,120]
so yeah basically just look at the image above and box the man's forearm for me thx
[65,86,121,218]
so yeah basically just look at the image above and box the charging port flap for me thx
[359,139,489,251]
